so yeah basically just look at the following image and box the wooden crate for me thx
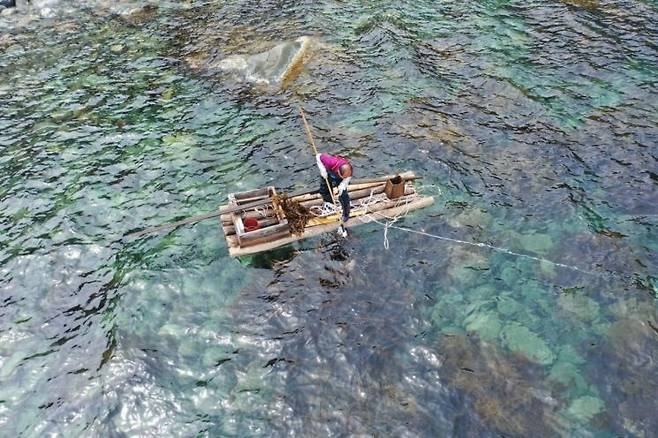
[228,186,291,248]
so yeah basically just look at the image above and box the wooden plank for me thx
[239,229,292,248]
[234,186,271,201]
[349,171,419,185]
[223,187,416,228]
[298,184,385,206]
[227,196,434,256]
[223,217,280,236]
[221,208,275,223]
[235,193,271,204]
[291,181,385,203]
[238,223,291,245]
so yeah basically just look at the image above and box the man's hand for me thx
[337,177,350,196]
[316,154,328,179]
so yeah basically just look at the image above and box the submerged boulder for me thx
[501,323,555,365]
[567,396,605,422]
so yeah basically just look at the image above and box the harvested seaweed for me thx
[272,193,312,235]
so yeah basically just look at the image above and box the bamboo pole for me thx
[299,107,339,208]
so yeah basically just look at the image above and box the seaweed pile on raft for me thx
[272,194,311,235]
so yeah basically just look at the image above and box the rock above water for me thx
[209,36,313,87]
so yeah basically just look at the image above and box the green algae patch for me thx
[501,323,555,365]
[567,396,604,422]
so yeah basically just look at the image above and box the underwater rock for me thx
[440,335,556,435]
[560,0,598,10]
[558,293,600,322]
[548,361,587,389]
[499,264,519,287]
[0,0,16,9]
[496,294,522,317]
[567,396,604,422]
[464,311,501,340]
[502,323,555,365]
[209,36,313,87]
[588,315,658,434]
[17,0,58,17]
[518,232,554,254]
[450,207,492,229]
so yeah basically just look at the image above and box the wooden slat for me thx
[223,217,280,236]
[234,186,271,201]
[238,223,291,245]
[240,229,292,248]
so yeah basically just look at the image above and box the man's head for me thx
[339,163,353,178]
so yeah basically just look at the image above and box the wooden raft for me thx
[219,171,434,257]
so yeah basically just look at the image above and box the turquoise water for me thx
[1,0,657,436]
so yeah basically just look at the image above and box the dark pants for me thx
[319,173,350,218]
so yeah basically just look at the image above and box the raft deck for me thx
[219,171,433,257]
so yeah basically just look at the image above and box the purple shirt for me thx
[320,154,350,177]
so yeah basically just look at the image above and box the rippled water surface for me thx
[1,0,657,436]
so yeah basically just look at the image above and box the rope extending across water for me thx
[358,190,599,276]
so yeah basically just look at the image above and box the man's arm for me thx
[316,154,328,178]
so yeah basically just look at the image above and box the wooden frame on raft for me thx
[219,171,434,257]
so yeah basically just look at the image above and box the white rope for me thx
[362,207,597,276]
[253,205,269,218]
[311,183,600,277]
[310,202,341,217]
[357,189,412,249]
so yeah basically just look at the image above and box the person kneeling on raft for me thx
[316,153,353,222]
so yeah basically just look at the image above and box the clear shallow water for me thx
[1,0,657,436]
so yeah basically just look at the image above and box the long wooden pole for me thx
[299,107,348,238]
[123,187,315,239]
[299,107,339,207]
